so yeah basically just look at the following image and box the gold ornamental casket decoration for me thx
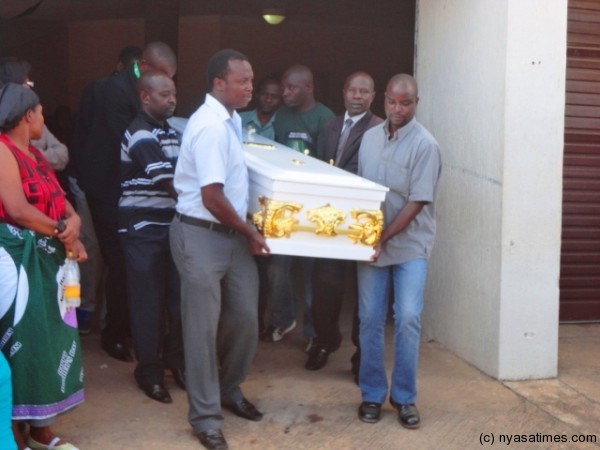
[252,196,384,247]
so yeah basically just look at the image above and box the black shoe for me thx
[390,399,420,429]
[305,347,331,371]
[171,368,186,390]
[358,401,381,423]
[101,341,133,362]
[223,398,263,421]
[141,383,172,403]
[197,429,228,450]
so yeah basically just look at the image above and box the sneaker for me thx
[260,320,296,342]
[305,337,315,353]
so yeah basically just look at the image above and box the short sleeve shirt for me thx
[240,109,276,140]
[358,118,442,266]
[174,94,249,222]
[273,102,334,155]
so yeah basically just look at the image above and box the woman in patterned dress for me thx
[0,83,86,450]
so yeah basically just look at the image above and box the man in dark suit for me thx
[71,42,177,362]
[306,72,384,371]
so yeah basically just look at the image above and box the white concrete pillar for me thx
[416,0,567,379]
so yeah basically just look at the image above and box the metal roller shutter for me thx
[560,0,600,321]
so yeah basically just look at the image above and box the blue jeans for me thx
[266,255,315,338]
[357,259,427,405]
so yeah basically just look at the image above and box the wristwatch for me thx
[55,219,67,233]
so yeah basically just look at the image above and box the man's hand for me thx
[248,230,270,256]
[370,242,383,262]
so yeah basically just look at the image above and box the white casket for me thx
[243,131,388,261]
[167,118,389,261]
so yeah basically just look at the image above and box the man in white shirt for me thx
[170,49,270,450]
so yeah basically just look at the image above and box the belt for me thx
[175,212,236,234]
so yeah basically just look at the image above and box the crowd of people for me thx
[0,43,441,450]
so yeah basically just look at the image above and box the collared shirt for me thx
[240,109,276,140]
[342,111,367,133]
[174,94,249,222]
[358,117,442,267]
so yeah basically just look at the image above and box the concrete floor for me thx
[52,321,600,450]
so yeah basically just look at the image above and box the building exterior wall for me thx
[67,19,145,110]
[416,0,567,379]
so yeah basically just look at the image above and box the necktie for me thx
[335,118,354,165]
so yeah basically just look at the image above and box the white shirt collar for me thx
[344,111,367,128]
[205,94,231,119]
[205,93,242,140]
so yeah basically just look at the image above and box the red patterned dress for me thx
[0,134,65,224]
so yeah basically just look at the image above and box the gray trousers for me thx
[169,218,259,433]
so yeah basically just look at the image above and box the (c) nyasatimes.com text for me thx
[479,432,597,445]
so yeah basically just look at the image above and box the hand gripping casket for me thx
[244,132,388,261]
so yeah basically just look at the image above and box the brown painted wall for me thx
[177,15,414,117]
[1,14,413,120]
[68,19,145,110]
[0,20,69,116]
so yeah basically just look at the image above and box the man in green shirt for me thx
[261,65,334,351]
[274,65,334,156]
[240,76,282,141]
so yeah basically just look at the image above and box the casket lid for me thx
[243,132,388,193]
[167,117,388,194]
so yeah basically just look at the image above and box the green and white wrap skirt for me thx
[0,224,83,420]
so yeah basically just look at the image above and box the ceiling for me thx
[0,0,415,29]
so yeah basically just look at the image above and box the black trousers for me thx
[86,195,130,344]
[255,255,269,334]
[120,219,184,385]
[311,258,360,353]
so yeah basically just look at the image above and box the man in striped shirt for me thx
[118,70,184,404]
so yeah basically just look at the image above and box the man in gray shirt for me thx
[356,74,441,429]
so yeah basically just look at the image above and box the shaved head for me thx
[281,64,316,111]
[384,73,419,133]
[140,41,177,78]
[387,73,418,97]
[139,69,172,93]
[283,64,313,86]
[139,69,176,121]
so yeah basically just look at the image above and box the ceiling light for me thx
[262,8,285,25]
